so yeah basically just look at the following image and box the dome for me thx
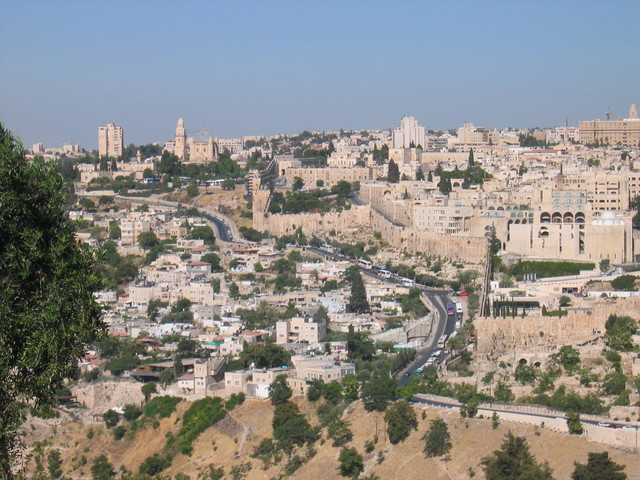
[591,211,625,226]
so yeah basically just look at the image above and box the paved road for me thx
[396,290,454,386]
[411,395,639,431]
[306,246,456,385]
[108,194,243,244]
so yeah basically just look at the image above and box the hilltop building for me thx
[392,116,426,149]
[164,118,219,162]
[98,123,124,158]
[579,104,640,146]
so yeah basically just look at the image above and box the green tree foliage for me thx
[47,449,63,479]
[174,397,226,455]
[387,159,400,183]
[468,148,475,167]
[481,432,554,480]
[567,410,584,435]
[572,451,627,480]
[236,301,281,330]
[423,418,451,457]
[105,353,140,376]
[221,178,236,190]
[238,227,269,242]
[438,175,452,194]
[322,381,343,405]
[112,425,127,440]
[605,315,638,351]
[108,221,121,239]
[346,328,375,361]
[272,402,314,449]
[330,180,352,198]
[559,295,572,307]
[189,226,216,245]
[338,447,363,478]
[519,385,605,415]
[510,260,595,279]
[199,465,225,480]
[493,382,514,402]
[123,403,142,421]
[342,374,360,403]
[141,382,157,402]
[157,152,180,175]
[307,379,324,401]
[514,363,538,385]
[0,124,105,474]
[177,338,205,358]
[552,345,581,374]
[139,453,172,476]
[327,420,353,447]
[142,396,182,419]
[400,288,429,317]
[603,372,627,395]
[240,343,291,369]
[611,275,637,291]
[384,401,418,444]
[361,369,396,412]
[186,183,199,198]
[200,253,222,271]
[137,231,160,249]
[345,266,370,314]
[158,368,176,386]
[172,297,193,313]
[292,176,304,191]
[268,374,292,405]
[90,455,115,480]
[518,134,548,148]
[229,282,240,299]
[103,409,120,428]
[79,197,96,210]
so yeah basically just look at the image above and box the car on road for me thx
[597,422,611,428]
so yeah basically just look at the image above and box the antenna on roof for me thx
[606,106,614,121]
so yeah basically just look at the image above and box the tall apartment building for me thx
[457,123,498,146]
[98,123,124,158]
[218,138,244,154]
[392,116,426,149]
[579,104,640,146]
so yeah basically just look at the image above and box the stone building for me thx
[98,123,124,158]
[579,104,640,146]
[164,118,219,162]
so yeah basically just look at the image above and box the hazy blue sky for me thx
[1,1,639,149]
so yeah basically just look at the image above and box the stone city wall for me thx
[369,208,487,263]
[73,381,145,411]
[253,188,487,263]
[476,298,640,358]
[253,205,371,237]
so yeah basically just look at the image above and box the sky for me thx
[1,1,639,149]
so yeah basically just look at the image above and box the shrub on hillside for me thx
[142,396,182,419]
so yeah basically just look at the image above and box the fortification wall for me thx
[253,205,371,237]
[370,209,487,263]
[252,189,487,263]
[476,298,640,358]
[73,381,145,411]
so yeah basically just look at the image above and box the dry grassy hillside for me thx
[24,398,640,479]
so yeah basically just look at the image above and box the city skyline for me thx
[1,1,639,148]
